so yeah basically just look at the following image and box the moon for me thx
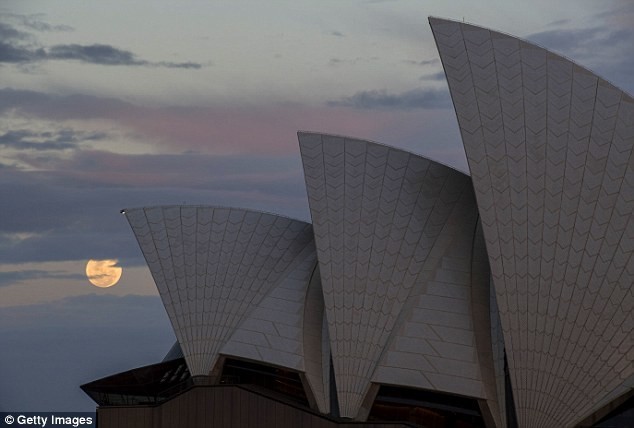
[86,259,122,288]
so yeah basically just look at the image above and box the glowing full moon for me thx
[86,259,122,288]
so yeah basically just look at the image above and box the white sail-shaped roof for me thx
[299,133,502,420]
[124,206,316,377]
[430,17,634,428]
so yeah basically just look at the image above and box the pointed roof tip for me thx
[297,131,325,144]
[298,130,350,140]
[428,16,469,27]
[297,132,471,177]
[428,16,490,33]
[428,16,452,25]
[297,130,316,137]
[428,16,487,36]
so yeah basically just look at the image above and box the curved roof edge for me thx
[121,204,311,225]
[428,16,633,99]
[298,130,472,177]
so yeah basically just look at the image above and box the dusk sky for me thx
[1,0,632,412]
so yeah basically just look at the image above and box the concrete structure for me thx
[83,18,633,428]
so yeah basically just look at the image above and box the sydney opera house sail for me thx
[431,17,633,428]
[83,17,633,428]
[124,207,318,377]
[299,133,503,423]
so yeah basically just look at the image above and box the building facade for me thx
[82,18,633,428]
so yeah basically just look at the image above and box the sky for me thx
[0,0,632,413]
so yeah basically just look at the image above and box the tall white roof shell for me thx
[430,17,634,428]
[124,206,317,377]
[299,132,503,422]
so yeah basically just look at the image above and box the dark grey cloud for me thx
[328,87,451,110]
[47,44,140,66]
[0,21,31,41]
[527,27,607,58]
[420,71,446,81]
[328,56,379,66]
[0,294,174,411]
[593,1,634,20]
[0,21,202,68]
[403,58,439,66]
[5,13,74,32]
[0,269,85,287]
[0,148,309,264]
[0,41,42,63]
[0,169,147,263]
[47,44,202,68]
[526,26,634,94]
[0,129,108,151]
[0,88,135,120]
[546,19,570,27]
[152,60,203,69]
[0,21,45,63]
[331,31,344,37]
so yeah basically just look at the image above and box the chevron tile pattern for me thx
[220,238,316,369]
[124,206,316,377]
[298,133,493,418]
[430,17,634,428]
[372,185,504,427]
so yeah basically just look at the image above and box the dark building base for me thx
[96,384,416,428]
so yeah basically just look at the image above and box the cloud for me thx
[152,60,203,69]
[47,44,202,68]
[0,21,31,42]
[419,71,446,81]
[526,25,634,68]
[594,1,634,21]
[0,148,311,264]
[526,25,634,94]
[0,129,108,151]
[0,88,134,119]
[526,27,606,57]
[328,56,379,66]
[4,13,74,32]
[546,19,570,27]
[330,31,344,37]
[0,21,45,63]
[47,44,140,66]
[403,58,439,66]
[0,294,174,411]
[0,86,466,266]
[0,269,85,287]
[328,87,451,110]
[0,21,202,68]
[0,88,438,155]
[0,41,41,63]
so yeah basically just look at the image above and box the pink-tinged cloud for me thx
[13,149,302,188]
[112,104,444,155]
[0,89,460,158]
